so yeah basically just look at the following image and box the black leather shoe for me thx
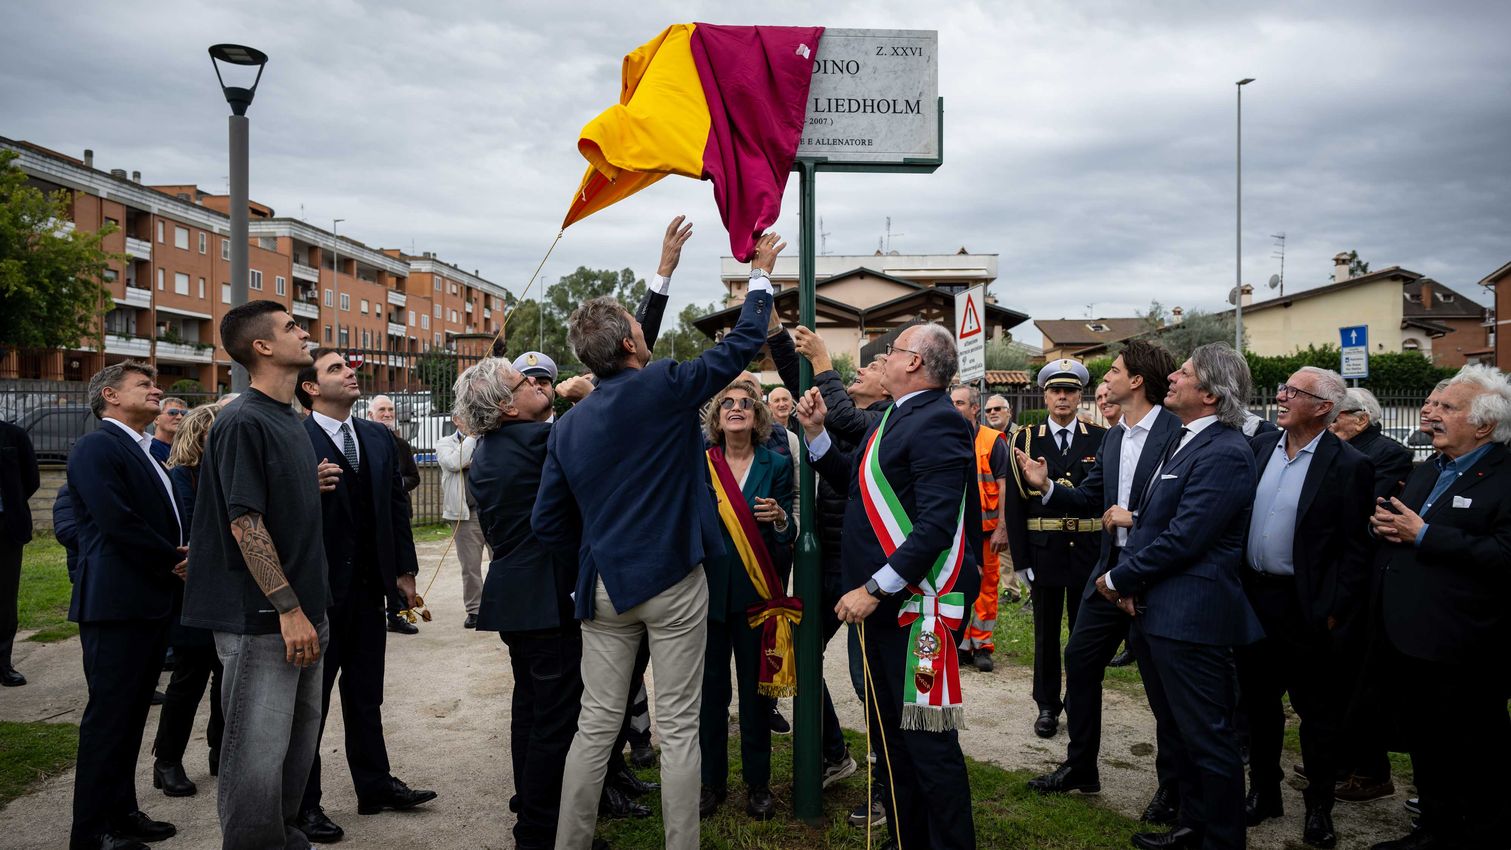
[972,651,994,673]
[87,835,150,850]
[295,806,344,843]
[1303,807,1337,848]
[463,613,478,629]
[1108,648,1135,667]
[112,810,176,843]
[746,785,776,820]
[1026,763,1101,795]
[357,777,438,815]
[152,761,196,797]
[208,747,219,777]
[387,614,418,635]
[629,742,657,769]
[600,784,651,819]
[609,763,659,796]
[0,667,25,687]
[1141,784,1180,825]
[699,786,726,819]
[1033,709,1059,738]
[1131,826,1200,849]
[1244,786,1284,827]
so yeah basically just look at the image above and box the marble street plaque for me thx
[798,29,940,165]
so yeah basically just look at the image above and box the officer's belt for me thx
[1026,517,1101,533]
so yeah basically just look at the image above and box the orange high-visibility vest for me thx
[975,425,1005,530]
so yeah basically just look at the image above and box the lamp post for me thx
[332,218,345,349]
[1235,77,1254,352]
[209,43,268,393]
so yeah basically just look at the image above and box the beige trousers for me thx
[454,517,486,615]
[554,566,709,850]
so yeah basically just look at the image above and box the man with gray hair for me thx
[1095,342,1263,850]
[533,227,781,850]
[1367,363,1511,850]
[1330,387,1413,501]
[1237,366,1374,848]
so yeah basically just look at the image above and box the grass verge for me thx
[17,537,77,644]
[598,729,1143,849]
[0,721,78,809]
[411,522,457,544]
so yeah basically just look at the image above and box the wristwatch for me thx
[864,578,892,600]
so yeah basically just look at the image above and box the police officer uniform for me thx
[1003,359,1106,738]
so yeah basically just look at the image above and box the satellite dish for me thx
[1228,286,1240,305]
[1268,274,1281,290]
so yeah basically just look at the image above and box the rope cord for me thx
[859,620,904,850]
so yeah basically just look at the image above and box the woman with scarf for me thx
[698,378,798,822]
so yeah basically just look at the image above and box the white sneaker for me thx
[821,754,858,788]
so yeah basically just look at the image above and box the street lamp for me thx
[1235,77,1254,353]
[209,43,268,393]
[332,218,345,349]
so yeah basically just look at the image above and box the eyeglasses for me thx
[1276,383,1327,403]
[984,406,1006,413]
[509,374,533,395]
[719,397,754,411]
[162,409,187,417]
[884,343,919,359]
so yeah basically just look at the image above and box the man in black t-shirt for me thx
[184,301,328,850]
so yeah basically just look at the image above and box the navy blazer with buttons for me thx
[533,288,773,619]
[1106,420,1263,647]
[66,420,183,623]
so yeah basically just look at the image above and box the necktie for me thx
[340,423,360,472]
[1057,429,1070,455]
[1165,427,1190,463]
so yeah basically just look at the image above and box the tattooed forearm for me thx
[230,512,300,613]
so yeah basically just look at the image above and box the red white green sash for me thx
[706,447,803,698]
[859,406,969,732]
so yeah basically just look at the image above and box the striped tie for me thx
[340,423,360,472]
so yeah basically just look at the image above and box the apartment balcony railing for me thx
[122,286,152,309]
[103,334,152,358]
[387,289,407,307]
[155,340,215,363]
[292,262,320,283]
[292,301,320,320]
[388,321,407,338]
[125,236,152,260]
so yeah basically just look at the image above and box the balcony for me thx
[483,308,491,319]
[156,340,215,363]
[388,321,406,337]
[292,262,319,283]
[125,236,152,260]
[465,301,474,313]
[104,334,152,358]
[122,286,152,309]
[387,289,407,307]
[292,300,320,320]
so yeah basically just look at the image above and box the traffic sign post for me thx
[1340,325,1369,381]
[955,285,985,382]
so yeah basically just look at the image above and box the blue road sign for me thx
[1340,325,1369,379]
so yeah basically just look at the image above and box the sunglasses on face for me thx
[719,397,754,411]
[984,406,1006,413]
[162,409,187,417]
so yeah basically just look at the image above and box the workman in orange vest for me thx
[949,384,1012,672]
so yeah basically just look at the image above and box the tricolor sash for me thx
[706,447,803,698]
[859,406,969,731]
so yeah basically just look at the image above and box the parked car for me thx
[1383,426,1436,460]
[16,405,99,463]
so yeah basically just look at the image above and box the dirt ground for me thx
[0,539,1412,848]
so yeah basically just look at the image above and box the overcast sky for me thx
[4,0,1508,346]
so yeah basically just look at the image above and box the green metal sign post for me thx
[789,98,944,823]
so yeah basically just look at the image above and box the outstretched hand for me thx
[1013,447,1050,491]
[658,216,693,277]
[795,387,828,440]
[752,232,787,275]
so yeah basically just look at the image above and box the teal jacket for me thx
[704,443,795,623]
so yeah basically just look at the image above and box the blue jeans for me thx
[214,622,328,850]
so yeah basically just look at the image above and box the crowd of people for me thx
[3,216,1507,850]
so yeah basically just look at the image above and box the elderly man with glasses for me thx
[149,397,188,463]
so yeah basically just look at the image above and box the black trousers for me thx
[1238,574,1338,810]
[1030,579,1083,713]
[1063,580,1132,776]
[501,629,584,850]
[1136,628,1246,850]
[152,644,224,764]
[862,620,975,850]
[70,618,171,848]
[0,536,21,669]
[302,591,393,811]
[818,571,850,764]
[701,616,772,790]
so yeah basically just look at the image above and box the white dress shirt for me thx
[311,409,361,467]
[104,417,182,536]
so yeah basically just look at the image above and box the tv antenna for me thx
[883,217,904,254]
[1270,232,1286,296]
[820,217,832,255]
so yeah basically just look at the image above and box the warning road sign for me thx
[958,292,982,338]
[955,285,985,382]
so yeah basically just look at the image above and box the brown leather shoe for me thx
[1334,774,1395,803]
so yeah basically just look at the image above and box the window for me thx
[324,325,332,342]
[221,284,231,304]
[340,293,350,311]
[221,238,230,260]
[434,332,442,346]
[249,269,263,291]
[275,275,286,296]
[198,277,206,298]
[421,314,430,329]
[339,328,349,347]
[258,237,276,251]
[408,310,414,325]
[451,310,459,323]
[198,232,207,254]
[433,304,441,318]
[174,272,190,295]
[362,330,370,348]
[156,268,164,291]
[434,277,442,291]
[174,226,189,250]
[103,269,118,283]
[360,299,369,315]
[324,289,334,307]
[156,221,164,243]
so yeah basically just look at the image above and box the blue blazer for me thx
[1045,406,1183,599]
[303,415,419,605]
[704,444,795,623]
[53,483,79,582]
[533,288,773,619]
[811,389,982,624]
[1106,420,1262,647]
[66,421,184,623]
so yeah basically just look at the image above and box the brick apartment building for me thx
[1,137,508,392]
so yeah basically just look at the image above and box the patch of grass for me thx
[598,729,1143,849]
[0,721,78,808]
[17,537,75,643]
[411,522,457,543]
[990,592,1144,693]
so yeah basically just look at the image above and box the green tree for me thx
[501,266,650,370]
[984,335,1030,371]
[1159,310,1243,361]
[415,350,458,411]
[0,150,117,349]
[831,352,857,384]
[652,301,719,362]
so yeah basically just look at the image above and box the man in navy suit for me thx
[66,361,186,850]
[1239,367,1374,849]
[796,321,981,850]
[0,417,39,687]
[1095,343,1263,850]
[534,229,781,850]
[1021,340,1184,824]
[291,348,435,842]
